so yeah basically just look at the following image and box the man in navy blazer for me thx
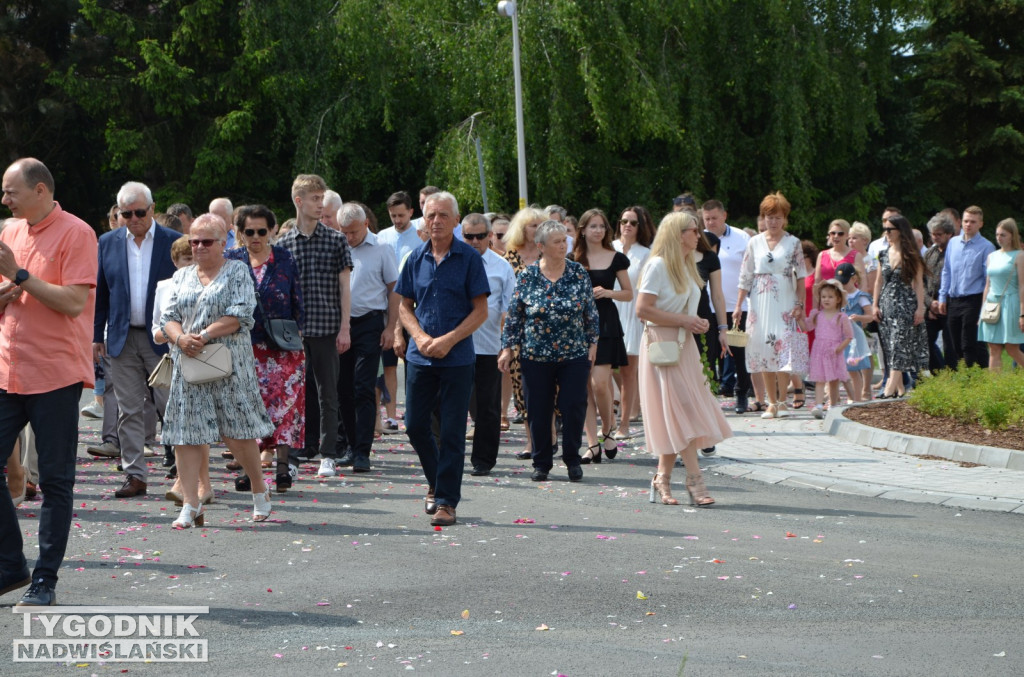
[93,181,179,498]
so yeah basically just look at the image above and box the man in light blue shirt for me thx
[462,213,515,476]
[938,205,994,368]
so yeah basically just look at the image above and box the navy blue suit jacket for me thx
[94,224,180,357]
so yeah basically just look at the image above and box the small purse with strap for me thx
[981,270,1013,325]
[248,257,303,351]
[645,324,687,366]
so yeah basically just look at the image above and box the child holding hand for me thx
[802,279,854,419]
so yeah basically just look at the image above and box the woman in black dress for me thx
[572,209,633,463]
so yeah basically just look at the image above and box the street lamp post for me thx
[497,0,527,210]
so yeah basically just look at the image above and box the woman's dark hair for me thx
[572,208,613,269]
[235,204,277,231]
[618,205,655,247]
[886,214,925,284]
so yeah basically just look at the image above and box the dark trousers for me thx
[303,335,340,458]
[0,382,83,587]
[520,356,590,472]
[926,314,951,371]
[468,354,501,471]
[947,294,986,368]
[405,362,475,509]
[724,311,753,397]
[337,312,384,459]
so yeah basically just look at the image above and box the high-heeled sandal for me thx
[649,473,680,505]
[602,436,618,460]
[200,490,214,505]
[791,388,805,408]
[750,401,767,413]
[275,461,293,493]
[580,443,602,465]
[172,503,205,528]
[776,403,791,418]
[500,416,510,431]
[760,403,778,419]
[252,488,272,522]
[685,473,715,508]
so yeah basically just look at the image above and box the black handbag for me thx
[247,259,303,352]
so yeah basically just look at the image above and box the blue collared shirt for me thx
[473,248,516,355]
[395,237,491,367]
[939,233,995,302]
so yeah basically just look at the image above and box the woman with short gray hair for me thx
[499,221,599,483]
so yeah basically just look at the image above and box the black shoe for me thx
[337,450,355,467]
[580,444,602,465]
[162,445,175,467]
[701,446,717,457]
[515,450,532,460]
[0,567,30,597]
[531,469,549,482]
[275,462,294,492]
[470,465,491,476]
[735,395,749,414]
[16,578,56,606]
[511,414,524,424]
[720,388,734,398]
[352,455,371,473]
[567,465,583,482]
[234,475,251,492]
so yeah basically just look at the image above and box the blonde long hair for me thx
[503,207,547,251]
[640,211,703,294]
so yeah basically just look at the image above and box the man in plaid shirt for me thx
[276,174,353,477]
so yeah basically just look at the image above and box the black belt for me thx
[351,310,385,325]
[130,325,148,330]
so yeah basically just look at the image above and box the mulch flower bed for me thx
[844,401,1024,452]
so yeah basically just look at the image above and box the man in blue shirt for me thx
[396,191,489,527]
[938,205,994,368]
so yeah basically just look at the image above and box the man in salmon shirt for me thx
[0,158,98,606]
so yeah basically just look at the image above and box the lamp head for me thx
[497,0,516,17]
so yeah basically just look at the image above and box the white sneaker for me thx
[80,401,103,418]
[317,458,337,477]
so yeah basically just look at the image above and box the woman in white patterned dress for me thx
[156,214,275,528]
[733,192,809,420]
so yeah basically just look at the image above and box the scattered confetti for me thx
[450,630,464,636]
[535,624,550,631]
[636,591,648,600]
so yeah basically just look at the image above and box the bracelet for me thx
[718,324,728,330]
[174,334,181,347]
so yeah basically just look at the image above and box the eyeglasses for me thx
[189,238,218,248]
[619,219,639,227]
[828,231,846,237]
[243,228,269,237]
[463,232,489,241]
[119,208,149,220]
[493,231,507,241]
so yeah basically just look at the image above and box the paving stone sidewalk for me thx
[701,401,1024,513]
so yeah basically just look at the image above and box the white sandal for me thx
[252,488,272,522]
[172,503,205,528]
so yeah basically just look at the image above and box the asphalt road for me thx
[2,406,1023,676]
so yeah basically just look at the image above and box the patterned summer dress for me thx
[877,250,928,372]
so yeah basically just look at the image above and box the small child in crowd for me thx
[835,262,874,404]
[799,279,854,419]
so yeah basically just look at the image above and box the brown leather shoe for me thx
[114,476,147,498]
[430,504,456,527]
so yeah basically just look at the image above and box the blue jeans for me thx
[405,362,475,509]
[0,382,83,587]
[520,356,590,471]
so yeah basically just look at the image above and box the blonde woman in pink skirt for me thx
[636,212,733,506]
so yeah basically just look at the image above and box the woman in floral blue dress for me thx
[225,205,305,492]
[499,221,599,483]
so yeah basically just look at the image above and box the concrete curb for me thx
[825,402,1024,471]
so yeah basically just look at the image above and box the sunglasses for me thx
[493,231,507,241]
[882,227,898,233]
[828,231,846,237]
[243,228,269,237]
[120,208,149,220]
[619,219,639,227]
[463,232,489,241]
[189,238,218,248]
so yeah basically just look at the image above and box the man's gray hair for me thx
[926,212,955,236]
[462,213,490,232]
[324,189,343,212]
[423,190,459,217]
[117,181,154,208]
[535,219,567,245]
[545,204,567,221]
[338,202,366,229]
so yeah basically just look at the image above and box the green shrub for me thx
[909,364,1024,430]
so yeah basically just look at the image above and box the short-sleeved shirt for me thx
[501,260,600,362]
[0,203,98,394]
[710,224,749,311]
[395,237,490,367]
[276,222,353,337]
[377,225,423,267]
[473,248,516,356]
[696,249,722,320]
[348,231,399,318]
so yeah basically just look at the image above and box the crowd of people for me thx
[0,154,1018,607]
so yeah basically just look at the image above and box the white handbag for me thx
[645,325,686,366]
[180,343,233,384]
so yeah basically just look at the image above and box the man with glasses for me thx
[462,213,515,476]
[93,182,179,499]
[336,202,398,472]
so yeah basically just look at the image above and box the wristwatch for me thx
[13,269,29,286]
[200,330,211,343]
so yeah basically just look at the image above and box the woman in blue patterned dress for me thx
[978,218,1024,370]
[225,205,305,492]
[499,221,600,483]
[157,214,275,528]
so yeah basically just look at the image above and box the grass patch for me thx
[909,364,1024,430]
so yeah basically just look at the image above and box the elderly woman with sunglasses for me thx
[733,192,809,420]
[224,205,305,492]
[156,213,275,528]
